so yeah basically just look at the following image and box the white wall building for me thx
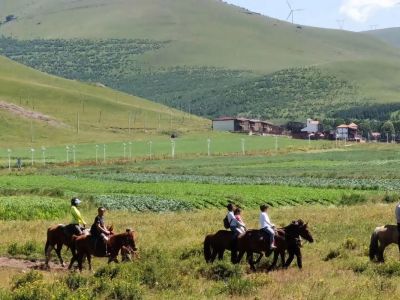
[301,119,320,133]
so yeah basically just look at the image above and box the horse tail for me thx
[204,235,213,263]
[369,228,379,261]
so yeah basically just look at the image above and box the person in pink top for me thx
[234,208,246,235]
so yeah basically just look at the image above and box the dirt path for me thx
[0,257,66,271]
[0,100,68,128]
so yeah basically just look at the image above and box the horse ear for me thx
[126,228,131,233]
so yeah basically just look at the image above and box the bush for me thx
[108,281,143,300]
[339,194,367,206]
[342,237,358,250]
[179,247,202,260]
[222,277,257,296]
[65,273,88,291]
[13,284,52,300]
[13,271,43,290]
[94,265,121,280]
[323,249,341,261]
[7,241,41,257]
[383,193,400,203]
[201,261,243,281]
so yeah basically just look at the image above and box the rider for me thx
[90,207,111,256]
[234,208,246,235]
[395,202,400,251]
[226,203,243,262]
[70,197,86,235]
[259,204,276,249]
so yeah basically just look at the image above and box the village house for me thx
[212,117,282,135]
[336,122,360,141]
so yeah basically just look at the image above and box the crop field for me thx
[0,141,400,299]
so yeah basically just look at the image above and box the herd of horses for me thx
[43,220,400,272]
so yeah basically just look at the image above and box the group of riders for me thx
[225,203,276,256]
[66,198,111,256]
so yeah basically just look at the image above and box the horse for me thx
[73,228,137,271]
[268,220,314,271]
[44,224,111,269]
[369,225,399,262]
[203,230,235,263]
[236,220,314,271]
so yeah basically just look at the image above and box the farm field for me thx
[0,134,332,166]
[0,143,400,298]
[0,204,400,299]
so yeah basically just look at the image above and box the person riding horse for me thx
[64,197,86,237]
[90,207,111,256]
[259,204,276,250]
[226,203,245,262]
[395,202,400,251]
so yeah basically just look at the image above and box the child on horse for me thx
[259,204,276,249]
[90,207,111,256]
[234,208,246,235]
[65,197,86,236]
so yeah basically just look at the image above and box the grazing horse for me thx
[369,225,398,262]
[73,228,137,271]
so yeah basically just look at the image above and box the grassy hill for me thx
[365,28,400,48]
[0,55,209,147]
[1,0,400,120]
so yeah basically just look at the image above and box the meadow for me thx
[0,140,399,299]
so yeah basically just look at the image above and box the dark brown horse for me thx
[204,230,234,263]
[73,228,137,271]
[268,220,314,271]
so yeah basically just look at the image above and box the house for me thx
[212,117,282,135]
[336,123,360,141]
[301,119,321,134]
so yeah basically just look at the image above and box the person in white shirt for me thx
[259,204,276,249]
[395,203,400,251]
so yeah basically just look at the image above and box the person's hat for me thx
[71,198,81,205]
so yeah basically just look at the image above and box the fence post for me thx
[103,144,106,163]
[7,149,11,170]
[31,148,35,166]
[149,141,153,159]
[129,142,132,160]
[241,138,245,155]
[96,145,99,164]
[66,146,70,163]
[207,138,211,157]
[171,139,176,159]
[41,146,46,166]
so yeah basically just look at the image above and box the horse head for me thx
[123,228,138,252]
[108,225,115,235]
[295,219,314,243]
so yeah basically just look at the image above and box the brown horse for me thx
[73,228,137,271]
[369,225,398,262]
[268,220,314,271]
[44,224,85,268]
[204,230,234,263]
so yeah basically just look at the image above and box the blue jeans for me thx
[261,227,274,245]
[230,226,239,239]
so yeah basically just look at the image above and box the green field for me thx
[0,55,209,147]
[1,0,400,120]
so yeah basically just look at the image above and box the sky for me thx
[223,0,400,32]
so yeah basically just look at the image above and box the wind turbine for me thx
[286,1,304,24]
[336,19,345,30]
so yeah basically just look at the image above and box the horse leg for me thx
[55,243,65,267]
[285,249,295,268]
[253,252,263,265]
[267,250,279,272]
[236,250,246,264]
[247,252,257,272]
[77,252,84,272]
[295,248,302,269]
[217,249,224,261]
[44,243,53,268]
[87,254,92,271]
[280,251,286,268]
[378,245,385,263]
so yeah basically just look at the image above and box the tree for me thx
[381,121,395,141]
[359,120,372,139]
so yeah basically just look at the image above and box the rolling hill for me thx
[365,28,400,48]
[1,0,400,121]
[0,55,209,147]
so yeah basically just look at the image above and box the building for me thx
[212,117,282,135]
[301,119,321,134]
[336,123,360,141]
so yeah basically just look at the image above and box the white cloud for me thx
[340,0,399,22]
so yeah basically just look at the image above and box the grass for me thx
[0,204,400,299]
[0,55,209,147]
[1,1,400,121]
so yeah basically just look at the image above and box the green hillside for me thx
[1,0,400,120]
[365,28,400,48]
[0,55,209,147]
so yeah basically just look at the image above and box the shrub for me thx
[179,247,202,260]
[65,273,88,291]
[201,261,243,281]
[13,271,43,290]
[108,281,143,300]
[94,265,121,280]
[323,249,341,261]
[339,194,367,206]
[342,237,358,250]
[13,284,52,300]
[383,193,400,203]
[7,241,41,257]
[222,277,257,296]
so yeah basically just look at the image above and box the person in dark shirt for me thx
[90,207,110,255]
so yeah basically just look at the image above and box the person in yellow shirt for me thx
[70,197,86,235]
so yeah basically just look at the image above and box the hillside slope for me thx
[0,55,209,147]
[365,28,400,48]
[1,0,400,120]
